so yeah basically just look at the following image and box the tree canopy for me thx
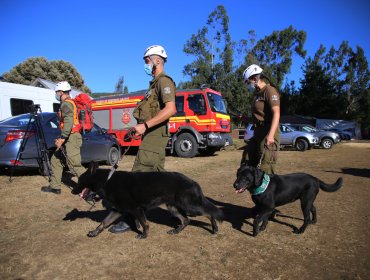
[2,57,91,93]
[181,5,370,130]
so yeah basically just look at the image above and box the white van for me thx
[0,82,60,121]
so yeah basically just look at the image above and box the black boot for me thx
[41,186,61,194]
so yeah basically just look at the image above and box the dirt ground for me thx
[0,140,369,280]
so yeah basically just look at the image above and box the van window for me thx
[53,103,60,112]
[10,98,34,116]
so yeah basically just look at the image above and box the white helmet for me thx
[243,64,263,82]
[55,81,71,92]
[143,45,168,60]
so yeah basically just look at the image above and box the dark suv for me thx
[286,124,340,149]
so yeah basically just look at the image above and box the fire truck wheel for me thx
[174,133,199,158]
[107,146,120,166]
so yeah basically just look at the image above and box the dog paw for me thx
[167,229,179,235]
[135,233,147,239]
[87,230,99,237]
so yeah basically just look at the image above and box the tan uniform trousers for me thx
[49,133,85,189]
[241,125,280,174]
[132,125,169,172]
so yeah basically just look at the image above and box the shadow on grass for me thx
[63,205,216,235]
[326,168,370,179]
[208,198,303,236]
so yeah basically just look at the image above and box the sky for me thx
[1,0,369,93]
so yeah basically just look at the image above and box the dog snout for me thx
[233,180,240,189]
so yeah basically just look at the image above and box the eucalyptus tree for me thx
[182,5,233,91]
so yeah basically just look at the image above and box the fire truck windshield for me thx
[207,92,227,114]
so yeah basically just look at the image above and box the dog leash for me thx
[257,143,278,169]
[77,127,139,208]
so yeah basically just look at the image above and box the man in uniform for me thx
[131,45,176,172]
[109,45,176,233]
[41,81,85,194]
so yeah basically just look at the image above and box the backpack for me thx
[65,93,94,133]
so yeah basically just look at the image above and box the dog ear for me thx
[254,167,264,186]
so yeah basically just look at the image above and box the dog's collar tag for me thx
[253,174,270,195]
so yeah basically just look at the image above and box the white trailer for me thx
[0,82,60,121]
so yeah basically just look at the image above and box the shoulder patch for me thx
[61,102,73,114]
[163,87,171,94]
[271,95,279,101]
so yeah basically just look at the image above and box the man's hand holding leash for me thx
[133,123,148,136]
[55,138,65,150]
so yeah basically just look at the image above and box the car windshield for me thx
[280,124,296,133]
[301,126,316,133]
[206,92,227,114]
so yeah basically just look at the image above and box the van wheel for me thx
[295,139,308,151]
[174,133,199,158]
[107,146,120,166]
[321,138,334,149]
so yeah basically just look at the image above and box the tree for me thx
[115,76,124,94]
[2,57,91,93]
[182,5,233,90]
[280,80,299,115]
[249,25,307,89]
[341,45,370,124]
[297,53,338,118]
[229,26,306,121]
[297,42,370,127]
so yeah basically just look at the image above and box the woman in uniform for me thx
[241,64,280,174]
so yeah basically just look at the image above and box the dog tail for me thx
[319,177,343,192]
[203,198,224,222]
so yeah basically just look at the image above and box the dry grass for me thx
[0,141,369,279]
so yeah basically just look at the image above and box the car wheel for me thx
[106,146,120,166]
[321,138,334,149]
[295,138,308,151]
[174,133,199,158]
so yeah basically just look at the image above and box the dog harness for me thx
[253,174,270,195]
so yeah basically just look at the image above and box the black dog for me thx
[233,165,343,236]
[77,162,223,239]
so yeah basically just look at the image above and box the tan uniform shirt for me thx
[133,71,175,123]
[60,100,75,138]
[252,84,280,123]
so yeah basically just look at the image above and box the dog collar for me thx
[253,174,270,195]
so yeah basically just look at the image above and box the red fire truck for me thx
[91,87,232,158]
